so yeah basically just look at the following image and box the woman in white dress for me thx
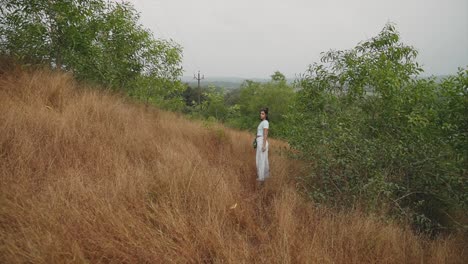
[256,108,269,181]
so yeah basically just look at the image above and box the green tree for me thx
[288,23,466,233]
[271,70,286,83]
[0,0,104,69]
[201,85,228,121]
[234,76,294,137]
[0,0,183,101]
[224,87,241,106]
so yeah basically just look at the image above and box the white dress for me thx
[256,120,269,181]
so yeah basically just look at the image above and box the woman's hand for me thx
[262,128,268,152]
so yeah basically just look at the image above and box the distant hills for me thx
[180,76,292,89]
[180,74,451,90]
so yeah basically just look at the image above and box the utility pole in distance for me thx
[193,71,204,110]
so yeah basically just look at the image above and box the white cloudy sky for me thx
[128,0,467,78]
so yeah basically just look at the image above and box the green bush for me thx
[231,76,295,137]
[1,0,183,103]
[287,23,467,234]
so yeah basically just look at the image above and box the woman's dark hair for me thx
[260,107,269,121]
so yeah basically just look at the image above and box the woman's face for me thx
[260,111,266,120]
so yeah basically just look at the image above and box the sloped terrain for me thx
[0,67,465,263]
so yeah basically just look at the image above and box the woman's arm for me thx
[262,128,268,152]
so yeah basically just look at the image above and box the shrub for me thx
[287,23,467,234]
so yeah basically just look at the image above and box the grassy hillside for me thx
[0,66,465,263]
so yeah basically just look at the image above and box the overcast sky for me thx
[129,0,467,78]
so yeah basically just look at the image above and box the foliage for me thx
[271,70,286,82]
[234,74,295,137]
[287,23,467,234]
[200,85,229,121]
[224,87,241,106]
[0,0,183,102]
[182,84,206,107]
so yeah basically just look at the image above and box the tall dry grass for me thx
[0,65,465,263]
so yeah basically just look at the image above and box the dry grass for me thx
[0,66,465,263]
